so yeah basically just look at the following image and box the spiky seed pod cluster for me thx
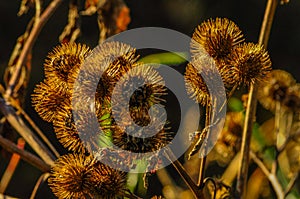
[187,17,272,105]
[48,153,127,199]
[257,69,300,112]
[33,41,174,197]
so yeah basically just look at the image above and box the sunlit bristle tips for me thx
[44,43,91,87]
[257,70,300,112]
[184,56,224,106]
[191,18,244,60]
[112,65,167,125]
[31,80,71,122]
[73,41,139,104]
[48,153,127,199]
[229,42,272,86]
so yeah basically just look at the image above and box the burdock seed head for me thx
[191,17,244,60]
[31,80,71,122]
[257,69,296,112]
[44,43,91,87]
[48,153,95,199]
[229,42,272,87]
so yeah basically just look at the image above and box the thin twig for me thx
[284,173,298,197]
[0,138,25,193]
[30,173,50,199]
[198,105,211,188]
[236,0,278,198]
[0,135,51,172]
[250,151,284,199]
[0,98,54,165]
[5,0,63,97]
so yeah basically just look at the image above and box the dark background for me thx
[0,0,300,198]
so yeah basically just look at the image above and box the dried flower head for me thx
[185,56,224,106]
[53,105,86,154]
[73,41,139,105]
[111,65,166,126]
[31,80,71,122]
[185,62,210,106]
[112,107,172,153]
[44,43,91,86]
[229,42,272,86]
[283,83,300,111]
[191,17,244,60]
[48,153,95,199]
[257,69,296,112]
[88,162,128,198]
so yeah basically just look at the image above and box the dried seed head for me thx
[257,69,296,112]
[48,153,95,199]
[185,62,210,106]
[44,43,91,87]
[111,65,166,126]
[283,84,300,111]
[185,56,224,106]
[229,42,272,86]
[112,106,172,154]
[191,18,244,60]
[112,125,172,154]
[88,162,128,198]
[53,105,86,154]
[73,41,139,105]
[31,80,71,122]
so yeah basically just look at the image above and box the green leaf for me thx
[138,52,188,65]
[228,97,244,112]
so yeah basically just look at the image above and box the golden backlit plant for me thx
[0,1,300,199]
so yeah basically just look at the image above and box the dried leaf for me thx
[97,0,130,42]
[59,0,81,43]
[81,0,106,16]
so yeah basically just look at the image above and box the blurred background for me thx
[0,0,300,198]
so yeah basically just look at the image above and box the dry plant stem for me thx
[250,151,284,199]
[236,0,278,198]
[222,152,241,186]
[197,104,211,187]
[0,138,25,193]
[30,173,50,199]
[0,193,18,199]
[17,105,60,158]
[5,0,63,97]
[0,98,54,165]
[164,148,201,199]
[0,135,51,172]
[284,173,298,196]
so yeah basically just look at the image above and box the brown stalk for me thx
[5,0,63,97]
[236,0,278,198]
[164,148,201,199]
[0,98,54,165]
[0,135,51,172]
